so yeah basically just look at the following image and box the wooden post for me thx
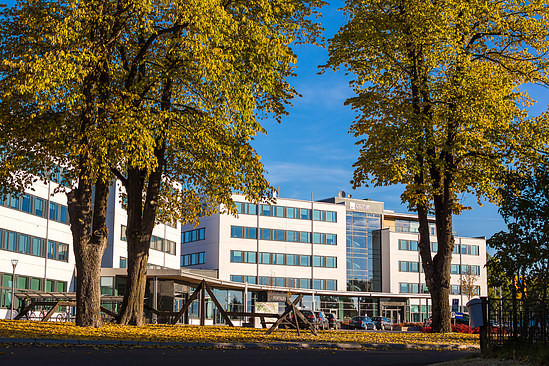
[14,299,35,320]
[266,294,308,335]
[171,282,203,324]
[204,283,234,327]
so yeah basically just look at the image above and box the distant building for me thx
[181,191,487,323]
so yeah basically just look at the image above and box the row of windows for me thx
[230,226,337,245]
[230,250,337,268]
[398,282,481,296]
[398,239,479,256]
[0,228,69,262]
[453,244,480,256]
[399,261,423,273]
[0,193,69,224]
[395,220,436,235]
[0,273,67,309]
[230,275,337,291]
[450,285,481,296]
[399,283,430,294]
[451,264,481,275]
[120,226,176,255]
[182,228,206,244]
[121,260,163,270]
[235,201,337,222]
[398,239,438,252]
[181,252,205,267]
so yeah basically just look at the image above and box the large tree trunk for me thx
[118,76,170,325]
[68,177,110,327]
[118,164,163,325]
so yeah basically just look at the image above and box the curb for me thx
[0,337,480,351]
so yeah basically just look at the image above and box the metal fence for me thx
[485,293,549,348]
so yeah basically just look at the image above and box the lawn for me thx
[0,320,479,347]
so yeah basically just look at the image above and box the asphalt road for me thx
[0,344,474,366]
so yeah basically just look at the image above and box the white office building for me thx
[180,194,347,292]
[0,177,181,319]
[181,192,488,323]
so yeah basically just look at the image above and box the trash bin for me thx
[466,298,484,328]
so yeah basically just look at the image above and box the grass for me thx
[0,320,479,347]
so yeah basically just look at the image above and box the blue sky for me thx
[252,1,549,241]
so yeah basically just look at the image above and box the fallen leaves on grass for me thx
[0,320,478,347]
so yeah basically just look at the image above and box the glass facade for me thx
[346,211,382,292]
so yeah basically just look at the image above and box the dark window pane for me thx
[7,231,17,251]
[34,198,45,217]
[21,194,32,213]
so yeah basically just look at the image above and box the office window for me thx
[275,206,285,218]
[398,239,407,250]
[313,233,323,244]
[273,253,285,265]
[313,256,323,267]
[30,278,41,291]
[247,251,257,264]
[286,207,296,219]
[7,232,17,252]
[260,228,272,240]
[326,211,337,223]
[18,234,29,254]
[286,231,297,242]
[49,202,58,221]
[260,205,272,216]
[120,257,127,268]
[313,210,323,221]
[245,227,257,239]
[300,208,311,220]
[21,194,32,213]
[182,252,205,267]
[47,241,56,259]
[32,238,44,257]
[410,240,418,251]
[231,226,243,238]
[299,231,311,243]
[399,261,408,272]
[231,250,243,263]
[286,254,296,266]
[326,257,336,268]
[183,227,206,243]
[120,225,127,241]
[260,253,271,264]
[274,229,285,241]
[34,197,44,217]
[326,234,337,245]
[299,255,310,267]
[9,195,19,210]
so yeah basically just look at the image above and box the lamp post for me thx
[10,259,18,319]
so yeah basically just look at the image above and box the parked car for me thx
[314,311,329,330]
[349,316,376,330]
[372,316,393,330]
[325,313,340,330]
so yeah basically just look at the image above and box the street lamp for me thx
[10,259,18,320]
